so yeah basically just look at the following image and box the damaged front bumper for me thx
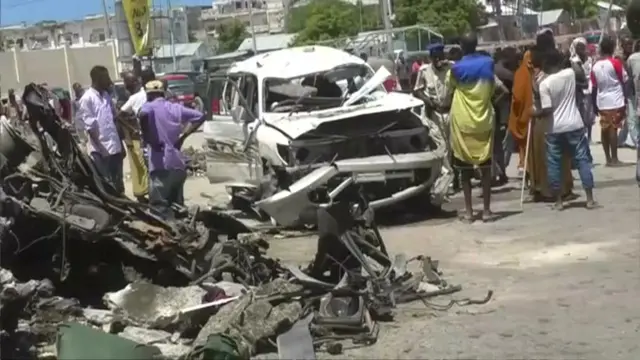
[257,150,445,227]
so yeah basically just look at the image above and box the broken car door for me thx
[204,74,263,185]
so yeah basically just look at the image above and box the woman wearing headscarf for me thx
[519,29,574,202]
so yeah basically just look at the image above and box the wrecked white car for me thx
[203,46,450,226]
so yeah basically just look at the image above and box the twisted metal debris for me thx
[0,83,492,360]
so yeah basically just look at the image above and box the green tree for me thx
[216,19,248,53]
[393,0,486,39]
[529,0,598,19]
[289,0,379,46]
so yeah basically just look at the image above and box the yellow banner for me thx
[122,0,152,56]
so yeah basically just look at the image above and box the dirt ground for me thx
[124,128,640,359]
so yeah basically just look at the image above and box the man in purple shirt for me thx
[139,80,204,219]
[78,65,125,194]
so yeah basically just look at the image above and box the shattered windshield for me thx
[264,63,380,113]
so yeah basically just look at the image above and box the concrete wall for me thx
[0,45,117,95]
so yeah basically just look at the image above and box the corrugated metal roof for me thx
[155,42,203,58]
[481,0,537,15]
[236,33,297,52]
[596,1,623,12]
[204,50,253,61]
[538,9,565,26]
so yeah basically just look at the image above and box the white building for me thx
[200,0,286,35]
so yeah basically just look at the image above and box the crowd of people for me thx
[2,30,639,224]
[75,66,205,220]
[0,67,206,221]
[413,29,640,223]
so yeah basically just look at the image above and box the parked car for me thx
[160,74,196,107]
[203,46,450,226]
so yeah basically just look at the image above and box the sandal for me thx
[585,201,601,210]
[481,211,497,223]
[458,212,475,224]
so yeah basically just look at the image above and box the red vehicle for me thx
[160,74,196,106]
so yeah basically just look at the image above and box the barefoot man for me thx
[444,33,508,223]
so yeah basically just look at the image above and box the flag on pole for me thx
[122,0,152,56]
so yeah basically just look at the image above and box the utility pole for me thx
[167,0,176,71]
[248,0,257,53]
[599,0,614,45]
[101,0,120,74]
[101,0,113,38]
[380,0,393,56]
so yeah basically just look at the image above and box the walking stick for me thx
[520,120,533,210]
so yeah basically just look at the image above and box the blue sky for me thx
[1,0,214,25]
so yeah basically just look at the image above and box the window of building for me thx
[31,35,50,49]
[58,33,74,44]
[89,29,106,43]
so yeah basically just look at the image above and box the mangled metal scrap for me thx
[194,278,304,357]
[0,84,260,295]
[0,84,491,359]
[185,191,492,359]
[0,267,84,359]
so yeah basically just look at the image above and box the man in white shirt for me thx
[118,71,149,202]
[590,35,628,166]
[535,50,596,210]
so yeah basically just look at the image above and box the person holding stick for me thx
[522,30,574,204]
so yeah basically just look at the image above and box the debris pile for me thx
[0,83,492,359]
[182,147,207,177]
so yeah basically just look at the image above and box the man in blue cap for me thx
[413,43,456,196]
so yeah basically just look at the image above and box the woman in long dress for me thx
[508,50,534,174]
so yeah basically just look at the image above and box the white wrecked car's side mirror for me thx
[230,106,252,124]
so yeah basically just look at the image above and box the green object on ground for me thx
[56,322,162,360]
[183,334,247,360]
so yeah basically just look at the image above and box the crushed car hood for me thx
[262,92,423,139]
